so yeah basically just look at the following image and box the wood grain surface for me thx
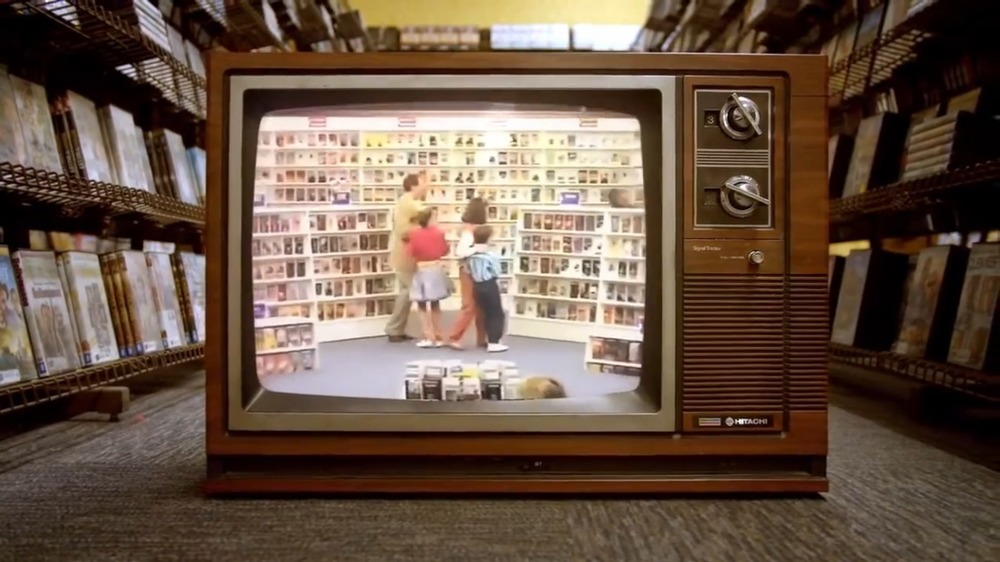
[205,52,829,494]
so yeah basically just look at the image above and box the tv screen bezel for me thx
[225,73,678,432]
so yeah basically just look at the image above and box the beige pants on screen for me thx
[384,270,414,337]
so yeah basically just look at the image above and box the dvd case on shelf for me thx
[11,250,82,376]
[0,64,204,209]
[947,243,1000,371]
[0,245,37,386]
[402,359,522,401]
[57,251,120,367]
[511,207,645,343]
[585,334,642,376]
[254,316,319,377]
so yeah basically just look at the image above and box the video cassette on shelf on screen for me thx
[256,349,315,378]
[404,359,522,401]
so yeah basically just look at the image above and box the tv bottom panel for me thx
[204,451,829,495]
[235,322,827,495]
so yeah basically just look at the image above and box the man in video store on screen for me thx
[385,171,429,342]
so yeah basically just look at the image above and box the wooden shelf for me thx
[0,162,205,227]
[0,344,203,416]
[830,343,998,403]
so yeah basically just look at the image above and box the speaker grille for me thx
[681,275,785,413]
[694,148,770,168]
[787,274,829,411]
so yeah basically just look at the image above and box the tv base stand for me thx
[204,454,829,496]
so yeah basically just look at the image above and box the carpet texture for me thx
[0,371,998,562]
[264,336,638,398]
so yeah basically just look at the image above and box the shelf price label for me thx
[558,190,581,205]
[307,117,328,128]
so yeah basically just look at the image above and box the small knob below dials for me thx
[719,93,763,141]
[747,250,765,265]
[719,175,770,219]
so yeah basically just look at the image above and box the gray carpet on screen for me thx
[0,371,998,562]
[262,336,638,398]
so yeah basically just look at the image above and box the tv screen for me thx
[226,74,676,432]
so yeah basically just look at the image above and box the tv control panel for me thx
[692,89,773,229]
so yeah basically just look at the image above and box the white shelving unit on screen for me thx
[252,113,646,341]
[510,207,647,344]
[253,316,320,377]
[250,204,397,343]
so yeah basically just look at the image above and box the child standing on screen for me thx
[447,197,489,350]
[406,207,452,348]
[465,225,508,353]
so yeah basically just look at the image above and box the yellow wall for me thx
[352,0,651,27]
[829,241,870,257]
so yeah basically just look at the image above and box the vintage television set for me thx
[205,53,830,495]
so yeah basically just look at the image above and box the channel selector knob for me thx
[719,93,762,141]
[747,250,765,265]
[719,175,769,218]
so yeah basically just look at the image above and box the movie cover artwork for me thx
[180,252,206,343]
[16,251,80,376]
[894,249,948,357]
[66,90,116,184]
[145,252,185,348]
[948,243,1000,369]
[831,249,872,346]
[62,252,119,365]
[9,75,61,173]
[119,251,163,354]
[0,246,37,385]
[0,66,27,167]
[841,115,883,198]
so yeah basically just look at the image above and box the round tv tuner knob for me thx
[719,175,769,218]
[747,250,765,265]
[719,93,763,141]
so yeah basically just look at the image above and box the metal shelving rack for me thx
[633,0,1000,411]
[830,344,998,403]
[0,0,354,421]
[0,344,204,416]
[6,0,208,120]
[0,162,205,226]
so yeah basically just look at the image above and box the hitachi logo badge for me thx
[725,416,771,427]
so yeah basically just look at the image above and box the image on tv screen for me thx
[249,104,648,404]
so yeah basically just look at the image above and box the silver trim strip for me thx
[695,149,770,168]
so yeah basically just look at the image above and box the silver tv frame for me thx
[225,74,678,432]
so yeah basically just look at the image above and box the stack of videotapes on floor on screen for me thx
[404,359,523,401]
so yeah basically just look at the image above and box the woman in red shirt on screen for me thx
[406,207,453,348]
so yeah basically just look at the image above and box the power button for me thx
[747,250,765,265]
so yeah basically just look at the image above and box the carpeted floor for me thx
[263,336,638,398]
[0,370,998,562]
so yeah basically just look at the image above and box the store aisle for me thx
[261,336,638,398]
[0,371,997,562]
